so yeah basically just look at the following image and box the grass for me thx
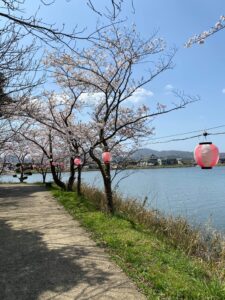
[51,186,225,299]
[71,185,225,268]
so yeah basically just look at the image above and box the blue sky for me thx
[25,0,225,152]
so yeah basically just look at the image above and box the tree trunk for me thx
[67,157,75,191]
[49,132,66,190]
[50,164,66,190]
[19,175,24,183]
[89,148,114,213]
[19,166,25,183]
[77,165,82,196]
[42,172,46,184]
[103,162,114,214]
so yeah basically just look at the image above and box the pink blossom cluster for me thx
[185,15,225,47]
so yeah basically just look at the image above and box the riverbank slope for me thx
[52,186,225,299]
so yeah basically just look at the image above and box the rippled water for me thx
[1,167,225,231]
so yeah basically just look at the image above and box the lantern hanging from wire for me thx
[194,142,219,169]
[74,157,81,166]
[102,150,112,164]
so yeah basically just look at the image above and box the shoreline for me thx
[5,163,225,175]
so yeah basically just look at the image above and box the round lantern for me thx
[102,151,112,164]
[74,157,81,166]
[194,142,219,169]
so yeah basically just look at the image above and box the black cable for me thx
[147,124,225,141]
[148,131,225,145]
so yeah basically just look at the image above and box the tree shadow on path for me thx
[0,185,47,200]
[0,220,113,300]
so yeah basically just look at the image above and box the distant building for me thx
[177,158,194,165]
[177,158,183,165]
[137,154,158,167]
[219,158,225,164]
[157,158,177,165]
[125,160,138,166]
[147,154,158,166]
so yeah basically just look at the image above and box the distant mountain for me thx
[132,148,225,160]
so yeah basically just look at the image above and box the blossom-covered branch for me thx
[185,15,225,47]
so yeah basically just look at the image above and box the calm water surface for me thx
[1,167,225,231]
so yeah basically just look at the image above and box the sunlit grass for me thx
[52,187,225,299]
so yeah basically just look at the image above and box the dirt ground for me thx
[0,184,146,300]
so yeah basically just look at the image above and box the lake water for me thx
[1,167,225,231]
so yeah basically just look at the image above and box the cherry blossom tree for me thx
[5,135,33,182]
[0,0,125,123]
[0,1,102,47]
[21,91,89,193]
[45,24,198,213]
[31,150,50,184]
[0,147,9,176]
[12,120,66,188]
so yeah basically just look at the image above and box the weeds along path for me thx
[0,184,145,300]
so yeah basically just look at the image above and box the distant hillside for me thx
[132,148,225,160]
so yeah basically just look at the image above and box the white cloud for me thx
[164,84,174,91]
[126,88,154,103]
[80,92,104,104]
[222,88,225,94]
[77,88,154,105]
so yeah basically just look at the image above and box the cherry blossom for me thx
[185,16,225,47]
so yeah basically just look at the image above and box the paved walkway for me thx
[0,184,146,300]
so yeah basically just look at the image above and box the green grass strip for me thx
[51,188,225,299]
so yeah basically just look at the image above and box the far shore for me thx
[3,163,225,176]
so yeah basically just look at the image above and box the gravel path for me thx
[0,184,146,300]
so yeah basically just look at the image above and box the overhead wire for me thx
[147,131,225,144]
[146,124,225,141]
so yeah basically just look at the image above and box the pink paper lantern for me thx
[74,157,81,166]
[102,151,112,164]
[194,142,219,169]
